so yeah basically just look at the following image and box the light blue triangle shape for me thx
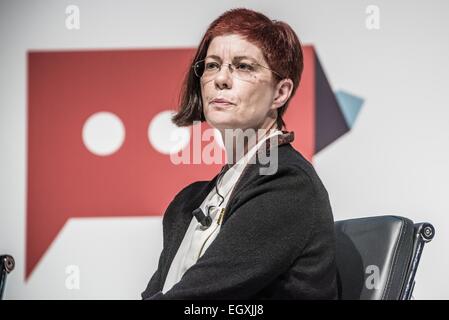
[335,90,364,128]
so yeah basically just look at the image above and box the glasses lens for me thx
[193,61,204,78]
[193,60,258,82]
[233,62,257,81]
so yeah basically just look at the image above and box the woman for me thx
[142,8,338,300]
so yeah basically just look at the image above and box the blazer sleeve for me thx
[144,165,326,300]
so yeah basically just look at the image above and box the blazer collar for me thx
[180,130,294,218]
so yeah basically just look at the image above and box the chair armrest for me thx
[0,254,15,300]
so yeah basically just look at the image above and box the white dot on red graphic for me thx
[148,110,190,154]
[82,111,125,156]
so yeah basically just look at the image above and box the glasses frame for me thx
[192,58,284,80]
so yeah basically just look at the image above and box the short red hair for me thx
[172,8,304,129]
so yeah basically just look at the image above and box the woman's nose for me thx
[214,65,233,89]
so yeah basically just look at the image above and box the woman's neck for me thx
[218,120,279,165]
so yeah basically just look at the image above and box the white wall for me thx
[1,0,448,299]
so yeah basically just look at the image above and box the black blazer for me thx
[142,131,338,299]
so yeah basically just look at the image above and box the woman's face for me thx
[201,34,282,132]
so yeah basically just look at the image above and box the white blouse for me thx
[162,129,282,294]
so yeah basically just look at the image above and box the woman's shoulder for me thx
[170,180,210,208]
[249,143,328,196]
[277,144,322,181]
[161,180,210,225]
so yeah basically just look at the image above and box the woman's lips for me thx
[210,101,235,108]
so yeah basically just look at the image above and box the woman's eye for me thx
[205,62,219,70]
[236,63,254,71]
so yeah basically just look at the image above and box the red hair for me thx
[172,8,304,129]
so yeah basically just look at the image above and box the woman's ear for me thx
[272,78,294,110]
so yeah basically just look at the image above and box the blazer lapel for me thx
[159,170,223,289]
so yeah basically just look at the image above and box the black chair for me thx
[0,255,15,300]
[335,215,434,300]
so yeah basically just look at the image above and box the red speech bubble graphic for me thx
[27,46,351,279]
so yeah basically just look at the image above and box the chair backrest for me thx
[334,215,434,300]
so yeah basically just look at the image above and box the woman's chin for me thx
[206,117,239,130]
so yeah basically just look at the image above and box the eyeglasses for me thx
[192,59,284,82]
